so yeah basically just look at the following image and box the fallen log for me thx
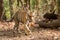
[38,19,60,28]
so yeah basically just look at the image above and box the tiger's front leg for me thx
[13,19,19,33]
[24,22,32,35]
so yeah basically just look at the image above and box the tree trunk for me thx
[27,0,30,10]
[24,0,27,8]
[9,0,14,19]
[0,0,3,21]
[24,0,30,10]
[47,0,56,12]
[17,0,23,7]
[56,0,60,15]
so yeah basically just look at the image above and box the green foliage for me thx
[39,0,48,12]
[3,0,11,19]
[30,0,36,10]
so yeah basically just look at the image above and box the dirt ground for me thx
[0,22,60,40]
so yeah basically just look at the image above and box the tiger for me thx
[11,8,32,35]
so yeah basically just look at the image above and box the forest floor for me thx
[0,22,60,40]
